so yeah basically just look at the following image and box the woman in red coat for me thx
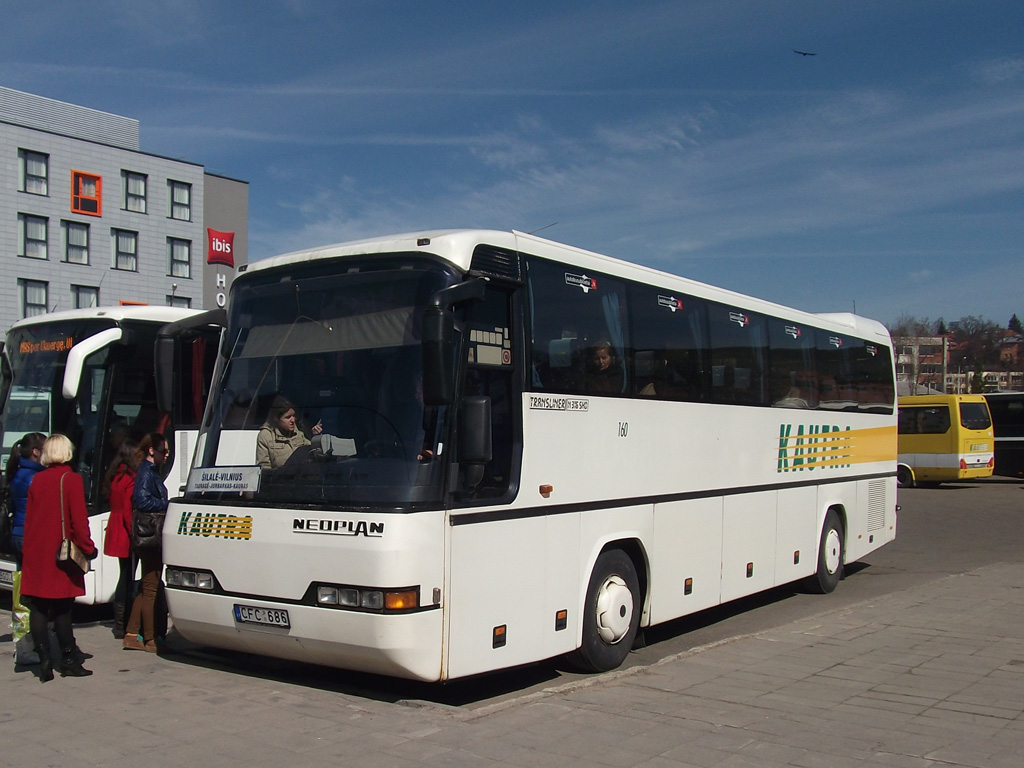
[20,434,98,682]
[102,439,139,639]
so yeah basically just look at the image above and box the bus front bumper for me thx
[166,587,445,682]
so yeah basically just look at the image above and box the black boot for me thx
[37,645,53,684]
[112,601,126,639]
[60,651,93,678]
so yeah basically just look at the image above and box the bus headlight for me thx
[166,567,215,591]
[315,584,419,613]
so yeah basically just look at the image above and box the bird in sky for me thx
[793,49,817,56]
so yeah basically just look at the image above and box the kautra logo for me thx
[777,423,853,472]
[207,228,235,267]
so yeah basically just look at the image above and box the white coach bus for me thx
[0,306,222,603]
[163,230,897,681]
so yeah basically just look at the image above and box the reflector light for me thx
[384,590,418,611]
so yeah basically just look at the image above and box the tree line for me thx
[887,313,1023,372]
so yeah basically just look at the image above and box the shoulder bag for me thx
[132,507,166,551]
[56,474,91,574]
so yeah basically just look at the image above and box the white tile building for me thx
[1,86,247,330]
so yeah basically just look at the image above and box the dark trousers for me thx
[26,596,75,660]
[113,555,133,623]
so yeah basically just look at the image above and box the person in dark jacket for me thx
[5,432,46,666]
[20,434,97,682]
[123,432,169,652]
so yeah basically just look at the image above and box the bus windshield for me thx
[189,257,459,508]
[1,319,118,501]
[959,401,992,431]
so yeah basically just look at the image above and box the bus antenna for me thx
[529,222,558,235]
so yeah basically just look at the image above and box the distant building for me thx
[896,335,948,395]
[0,86,247,330]
[895,331,1023,394]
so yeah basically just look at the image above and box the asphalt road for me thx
[3,476,1022,709]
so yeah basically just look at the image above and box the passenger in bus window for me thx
[586,340,624,395]
[255,396,323,469]
[774,386,810,409]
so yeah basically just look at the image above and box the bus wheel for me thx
[807,510,844,594]
[896,465,914,488]
[570,550,641,673]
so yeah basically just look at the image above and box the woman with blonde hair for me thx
[20,434,97,682]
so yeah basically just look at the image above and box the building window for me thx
[168,238,191,278]
[18,214,48,259]
[113,229,138,271]
[19,279,48,318]
[63,221,90,264]
[72,285,99,309]
[71,170,102,216]
[19,150,48,195]
[167,295,192,308]
[169,180,191,220]
[123,171,147,213]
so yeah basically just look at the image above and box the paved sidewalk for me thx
[3,564,1023,768]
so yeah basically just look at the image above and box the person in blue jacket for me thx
[122,432,169,652]
[5,432,46,667]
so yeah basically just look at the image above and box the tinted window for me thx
[768,318,817,409]
[959,402,991,430]
[628,286,708,401]
[708,303,766,405]
[898,406,950,434]
[527,257,628,396]
[817,331,893,413]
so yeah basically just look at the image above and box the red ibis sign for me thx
[207,229,235,267]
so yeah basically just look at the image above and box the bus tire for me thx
[570,549,641,673]
[807,509,844,594]
[896,465,914,488]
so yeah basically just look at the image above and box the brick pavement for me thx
[2,563,1022,768]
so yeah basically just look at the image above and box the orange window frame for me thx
[71,170,103,216]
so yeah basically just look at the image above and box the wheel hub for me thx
[595,574,634,644]
[823,528,841,575]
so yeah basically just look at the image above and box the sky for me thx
[3,0,1022,328]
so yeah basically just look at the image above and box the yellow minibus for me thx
[897,394,993,487]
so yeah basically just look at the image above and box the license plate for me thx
[0,569,12,587]
[233,604,290,628]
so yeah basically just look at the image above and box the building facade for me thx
[895,332,1024,395]
[1,86,247,331]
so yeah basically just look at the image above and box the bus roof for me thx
[7,305,202,333]
[241,229,892,344]
[898,394,990,405]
